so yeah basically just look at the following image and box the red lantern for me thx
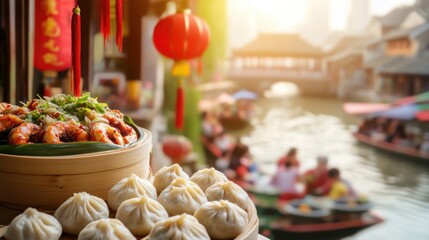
[153,11,210,61]
[34,0,74,72]
[153,10,210,129]
[162,135,193,164]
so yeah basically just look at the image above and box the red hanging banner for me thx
[116,0,123,51]
[101,0,111,45]
[71,3,81,96]
[34,0,74,71]
[101,0,123,51]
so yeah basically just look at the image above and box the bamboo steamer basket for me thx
[236,199,259,240]
[0,128,152,225]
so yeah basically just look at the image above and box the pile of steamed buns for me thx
[4,164,252,240]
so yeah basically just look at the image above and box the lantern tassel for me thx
[72,4,81,96]
[175,79,184,129]
[116,0,123,51]
[101,0,110,45]
[197,58,203,75]
[172,61,190,77]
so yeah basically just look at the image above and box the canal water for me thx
[240,94,429,240]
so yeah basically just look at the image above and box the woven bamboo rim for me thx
[236,199,259,240]
[0,129,152,175]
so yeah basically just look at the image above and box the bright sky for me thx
[251,0,416,31]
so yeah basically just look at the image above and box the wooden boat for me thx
[353,132,429,161]
[219,116,250,131]
[269,212,383,240]
[343,100,429,161]
[236,181,384,240]
[201,136,222,167]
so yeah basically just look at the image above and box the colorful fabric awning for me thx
[232,90,258,100]
[343,103,390,115]
[372,104,419,120]
[344,91,429,121]
[393,91,429,106]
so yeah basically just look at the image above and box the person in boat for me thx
[385,119,400,143]
[201,111,223,141]
[277,147,300,168]
[219,104,234,119]
[358,118,375,136]
[419,132,429,153]
[327,168,350,200]
[214,130,232,156]
[215,150,230,173]
[270,160,304,200]
[370,125,386,142]
[303,156,330,195]
[236,100,254,120]
[391,123,411,147]
[227,143,251,181]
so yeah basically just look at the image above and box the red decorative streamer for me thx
[197,59,203,75]
[175,83,184,129]
[101,0,110,45]
[116,0,123,51]
[72,4,81,96]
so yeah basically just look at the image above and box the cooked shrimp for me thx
[0,114,24,132]
[111,109,124,118]
[0,103,13,113]
[104,113,137,144]
[8,123,41,144]
[27,99,40,110]
[90,122,125,146]
[6,106,29,117]
[42,122,89,144]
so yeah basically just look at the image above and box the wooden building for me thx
[363,0,429,99]
[231,33,325,72]
[375,22,429,98]
[228,33,334,96]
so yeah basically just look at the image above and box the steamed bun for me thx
[108,174,157,211]
[205,181,250,210]
[147,214,210,240]
[77,219,136,240]
[195,200,248,239]
[190,167,228,192]
[153,164,189,194]
[5,208,62,240]
[158,177,207,216]
[116,196,168,236]
[54,192,109,235]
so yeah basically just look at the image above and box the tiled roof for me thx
[378,6,416,28]
[377,53,429,75]
[233,34,324,57]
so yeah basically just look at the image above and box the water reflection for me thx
[242,96,429,240]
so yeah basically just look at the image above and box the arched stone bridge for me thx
[227,68,336,96]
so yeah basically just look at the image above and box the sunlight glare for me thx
[251,0,307,32]
[330,0,350,30]
[371,0,416,15]
[264,82,300,98]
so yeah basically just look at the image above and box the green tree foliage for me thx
[161,0,227,165]
[196,0,227,81]
[163,71,205,165]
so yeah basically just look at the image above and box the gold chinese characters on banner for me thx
[34,0,74,71]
